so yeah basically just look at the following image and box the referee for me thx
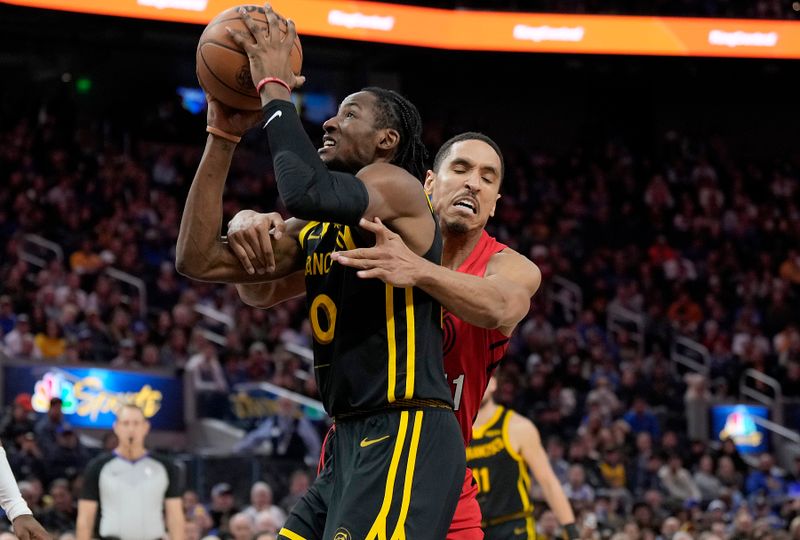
[76,404,185,540]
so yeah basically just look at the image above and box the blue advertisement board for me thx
[3,364,183,430]
[711,404,769,454]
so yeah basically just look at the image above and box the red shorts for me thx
[447,468,484,540]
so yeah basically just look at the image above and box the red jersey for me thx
[443,230,510,445]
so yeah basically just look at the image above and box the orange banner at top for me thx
[4,0,800,59]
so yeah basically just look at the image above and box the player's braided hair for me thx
[362,87,428,181]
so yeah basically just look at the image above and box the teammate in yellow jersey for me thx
[469,376,577,540]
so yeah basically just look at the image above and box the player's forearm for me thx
[540,477,576,526]
[415,262,525,329]
[235,271,306,309]
[176,136,296,283]
[262,100,368,224]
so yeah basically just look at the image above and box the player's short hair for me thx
[432,132,505,183]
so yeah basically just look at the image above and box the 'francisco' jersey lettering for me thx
[443,230,509,444]
[299,217,452,416]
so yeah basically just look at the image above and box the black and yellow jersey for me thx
[467,406,533,528]
[298,218,452,417]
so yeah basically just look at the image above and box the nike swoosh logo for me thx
[264,110,282,127]
[360,435,391,448]
[514,527,527,535]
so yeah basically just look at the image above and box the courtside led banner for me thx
[3,364,183,430]
[3,0,800,59]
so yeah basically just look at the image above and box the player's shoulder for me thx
[506,409,539,437]
[488,246,541,282]
[358,161,423,190]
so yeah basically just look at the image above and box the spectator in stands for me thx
[562,464,595,505]
[278,470,310,514]
[0,295,16,336]
[781,359,800,398]
[226,512,254,540]
[8,433,47,483]
[659,453,701,507]
[715,438,749,475]
[622,396,661,442]
[160,328,190,369]
[186,336,229,418]
[241,482,285,529]
[232,398,321,466]
[69,237,104,275]
[253,511,280,536]
[18,480,44,516]
[694,454,723,504]
[185,519,202,540]
[183,490,213,533]
[536,510,560,540]
[207,482,239,536]
[46,426,89,482]
[717,456,745,496]
[36,478,76,534]
[80,307,116,362]
[599,446,629,496]
[0,395,36,445]
[33,397,67,456]
[546,436,571,485]
[3,314,32,357]
[745,453,786,501]
[586,376,623,422]
[110,338,139,368]
[778,248,800,287]
[667,288,704,333]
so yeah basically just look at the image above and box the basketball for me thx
[196,5,303,111]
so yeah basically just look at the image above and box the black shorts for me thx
[483,516,535,540]
[279,407,465,540]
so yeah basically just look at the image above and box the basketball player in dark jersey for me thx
[176,7,464,540]
[469,376,576,540]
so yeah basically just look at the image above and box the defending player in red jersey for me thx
[334,132,579,540]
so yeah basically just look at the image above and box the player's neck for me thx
[441,228,483,270]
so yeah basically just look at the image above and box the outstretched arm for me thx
[510,416,577,534]
[333,218,541,335]
[175,98,303,283]
[230,6,435,256]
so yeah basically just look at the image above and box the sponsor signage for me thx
[711,404,770,454]
[3,0,800,59]
[228,381,328,430]
[3,364,183,430]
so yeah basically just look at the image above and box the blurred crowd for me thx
[1,90,800,540]
[371,0,799,19]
